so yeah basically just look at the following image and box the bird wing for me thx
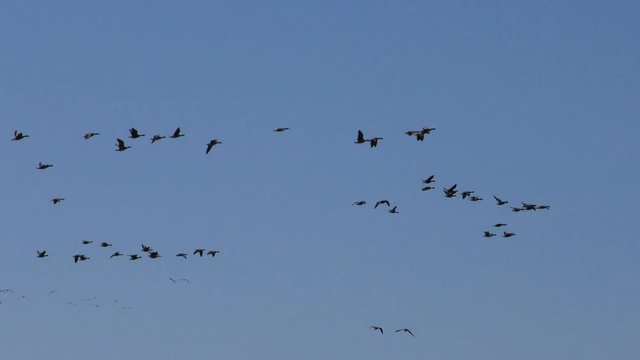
[117,138,125,147]
[173,127,181,137]
[357,130,365,142]
[206,143,213,154]
[407,330,414,337]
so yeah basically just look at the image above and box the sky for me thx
[0,0,639,359]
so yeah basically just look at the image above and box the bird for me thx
[354,130,367,144]
[422,175,435,184]
[511,207,524,212]
[536,205,551,210]
[176,253,188,259]
[82,240,93,245]
[352,201,367,206]
[150,134,165,144]
[521,202,537,211]
[370,326,384,335]
[494,223,507,228]
[169,127,184,139]
[206,139,222,154]
[100,242,112,248]
[115,138,131,151]
[461,191,475,199]
[207,250,220,258]
[128,128,145,139]
[148,251,161,259]
[12,130,29,141]
[193,249,205,257]
[36,250,48,258]
[483,231,497,238]
[141,244,153,253]
[73,254,89,263]
[129,254,141,260]
[421,126,436,134]
[83,132,99,139]
[374,200,391,209]
[274,127,289,132]
[443,184,458,198]
[405,130,424,141]
[37,162,53,170]
[110,252,123,258]
[493,196,509,206]
[169,278,177,283]
[51,197,65,204]
[368,137,383,148]
[503,232,516,238]
[469,196,483,202]
[395,328,415,337]
[421,186,435,191]
[388,206,399,214]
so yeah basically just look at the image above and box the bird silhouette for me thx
[421,186,435,191]
[274,127,289,132]
[100,242,112,248]
[206,139,222,154]
[141,244,153,253]
[354,130,367,144]
[12,130,29,141]
[176,253,188,259]
[83,132,99,139]
[115,138,131,151]
[469,196,483,202]
[521,202,537,211]
[511,207,524,212]
[207,250,220,258]
[536,205,551,210]
[110,252,123,258]
[422,175,435,184]
[73,254,89,263]
[128,128,145,139]
[483,231,497,238]
[368,137,383,148]
[170,127,184,138]
[193,249,205,257]
[374,200,391,209]
[493,196,509,206]
[370,326,384,334]
[36,250,48,258]
[503,232,516,238]
[129,254,141,260]
[352,201,367,206]
[148,251,161,259]
[82,240,93,245]
[150,134,165,143]
[494,223,507,227]
[37,162,53,170]
[51,197,65,204]
[388,206,399,214]
[443,184,458,198]
[461,191,475,199]
[395,328,414,337]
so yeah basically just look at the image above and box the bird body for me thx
[374,200,391,209]
[115,138,131,151]
[368,137,383,148]
[73,254,89,263]
[206,139,222,154]
[388,206,399,214]
[128,128,145,139]
[52,197,65,204]
[493,196,509,206]
[37,250,48,258]
[352,201,367,206]
[422,175,435,184]
[83,132,99,139]
[483,231,497,238]
[110,252,123,258]
[274,127,289,132]
[100,242,112,247]
[395,328,414,337]
[503,232,516,238]
[176,253,188,259]
[354,130,367,144]
[170,127,184,138]
[370,326,384,334]
[151,135,165,143]
[37,162,53,170]
[129,254,141,260]
[207,250,220,257]
[12,130,29,141]
[194,249,205,257]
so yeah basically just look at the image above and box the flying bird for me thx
[536,205,551,210]
[82,240,93,245]
[469,196,483,202]
[422,175,435,184]
[461,191,475,199]
[83,132,99,139]
[274,127,289,132]
[51,197,65,204]
[207,250,220,258]
[169,127,184,139]
[115,138,131,152]
[388,206,399,214]
[37,162,53,170]
[141,244,153,253]
[374,200,391,209]
[12,130,29,141]
[511,207,524,212]
[206,139,222,154]
[395,328,415,337]
[193,249,205,257]
[176,253,188,259]
[421,186,435,191]
[129,254,141,260]
[354,130,367,144]
[128,128,145,139]
[148,251,161,259]
[100,242,112,248]
[352,201,367,206]
[503,232,516,238]
[521,202,537,211]
[150,135,165,143]
[37,250,48,258]
[73,254,89,263]
[370,326,384,335]
[494,223,507,228]
[110,252,123,258]
[368,137,383,148]
[493,196,509,206]
[443,184,458,198]
[483,231,497,238]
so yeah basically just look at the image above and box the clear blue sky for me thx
[1,1,639,359]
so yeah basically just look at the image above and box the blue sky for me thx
[1,1,639,359]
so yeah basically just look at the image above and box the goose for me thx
[52,197,65,204]
[493,196,509,206]
[368,137,383,148]
[100,242,112,248]
[110,252,123,258]
[483,231,496,238]
[352,201,367,206]
[395,328,414,337]
[128,128,145,139]
[421,186,435,191]
[148,251,161,259]
[37,162,53,170]
[129,254,141,260]
[494,223,507,227]
[206,139,222,154]
[150,135,165,143]
[421,175,435,184]
[207,250,220,258]
[374,200,391,209]
[115,138,131,151]
[370,326,384,335]
[461,191,475,199]
[169,127,184,138]
[11,130,29,141]
[176,253,188,259]
[141,244,153,253]
[274,127,289,132]
[503,232,516,238]
[73,254,89,263]
[388,206,399,214]
[354,130,367,144]
[37,250,48,258]
[193,249,205,257]
[83,132,99,139]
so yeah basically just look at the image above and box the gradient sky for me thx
[1,1,639,359]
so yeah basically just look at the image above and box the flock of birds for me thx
[8,124,551,337]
